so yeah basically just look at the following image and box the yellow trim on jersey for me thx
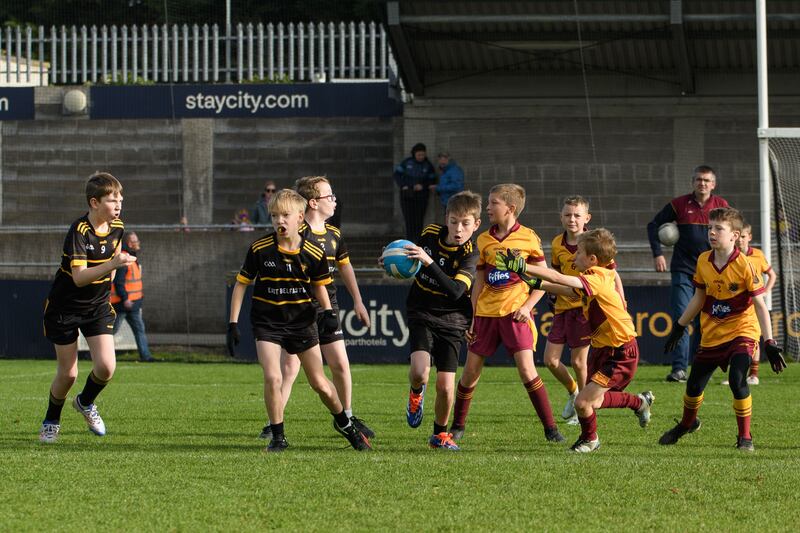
[302,242,324,260]
[413,278,446,297]
[312,278,333,286]
[91,277,110,284]
[236,274,256,285]
[336,257,351,267]
[70,260,87,268]
[253,296,312,305]
[277,245,301,255]
[77,222,90,235]
[421,224,442,236]
[454,273,473,288]
[259,276,310,283]
[324,224,341,237]
[252,237,275,253]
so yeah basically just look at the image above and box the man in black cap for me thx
[393,143,436,241]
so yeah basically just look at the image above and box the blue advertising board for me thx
[225,283,735,366]
[90,83,402,119]
[0,87,35,120]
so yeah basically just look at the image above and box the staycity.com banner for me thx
[226,284,791,365]
[90,82,402,119]
[0,87,35,120]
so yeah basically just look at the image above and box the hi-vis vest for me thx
[110,262,143,304]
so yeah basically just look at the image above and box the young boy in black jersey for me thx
[260,176,374,441]
[399,191,482,450]
[227,189,371,452]
[39,172,137,443]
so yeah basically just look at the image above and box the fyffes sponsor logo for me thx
[487,269,511,286]
[711,302,732,318]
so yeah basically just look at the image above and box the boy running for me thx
[402,191,482,450]
[261,176,374,441]
[544,196,625,424]
[497,228,654,453]
[660,208,785,451]
[39,172,136,443]
[227,189,371,452]
[450,184,564,444]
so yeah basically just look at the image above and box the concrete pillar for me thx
[672,117,705,195]
[182,119,214,224]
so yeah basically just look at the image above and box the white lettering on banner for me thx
[184,91,310,115]
[338,299,409,347]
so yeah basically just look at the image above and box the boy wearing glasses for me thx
[258,176,376,440]
[251,180,277,226]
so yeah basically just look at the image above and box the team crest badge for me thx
[729,282,739,292]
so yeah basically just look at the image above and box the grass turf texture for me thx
[1,360,797,532]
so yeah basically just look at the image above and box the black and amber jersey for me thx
[407,224,479,328]
[300,222,349,307]
[46,214,124,314]
[236,231,332,328]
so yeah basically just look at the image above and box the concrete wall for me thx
[402,95,800,243]
[0,87,399,232]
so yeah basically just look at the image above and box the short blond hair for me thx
[86,172,122,205]
[268,189,307,216]
[710,207,744,233]
[489,183,526,216]
[446,191,482,220]
[578,228,617,266]
[563,195,590,211]
[294,176,330,203]
[741,222,752,235]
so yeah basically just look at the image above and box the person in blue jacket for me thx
[434,151,465,212]
[393,143,436,241]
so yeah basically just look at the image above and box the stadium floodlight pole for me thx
[225,0,231,82]
[756,0,771,308]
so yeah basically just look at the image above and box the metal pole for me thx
[756,0,772,308]
[225,0,231,82]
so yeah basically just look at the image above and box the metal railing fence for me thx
[0,21,396,86]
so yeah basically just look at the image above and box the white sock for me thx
[344,409,353,419]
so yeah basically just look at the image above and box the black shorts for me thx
[43,300,117,345]
[252,323,319,354]
[317,306,344,345]
[408,318,465,373]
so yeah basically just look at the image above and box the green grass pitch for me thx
[1,360,797,531]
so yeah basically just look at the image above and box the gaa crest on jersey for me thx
[728,282,739,292]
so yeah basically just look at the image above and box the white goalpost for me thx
[756,0,800,360]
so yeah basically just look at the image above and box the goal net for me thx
[767,131,800,361]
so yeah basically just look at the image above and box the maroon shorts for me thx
[588,338,639,391]
[469,315,534,357]
[695,336,756,372]
[547,308,591,348]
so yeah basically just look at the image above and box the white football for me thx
[658,222,680,246]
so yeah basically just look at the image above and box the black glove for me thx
[664,323,687,354]
[226,322,240,357]
[764,339,787,374]
[318,309,339,337]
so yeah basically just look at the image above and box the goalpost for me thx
[756,0,799,360]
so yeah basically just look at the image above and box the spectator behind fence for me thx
[393,143,436,241]
[434,151,465,211]
[251,180,277,226]
[232,209,255,232]
[647,165,729,383]
[111,232,154,363]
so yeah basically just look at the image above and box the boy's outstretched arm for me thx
[753,294,786,373]
[664,288,704,353]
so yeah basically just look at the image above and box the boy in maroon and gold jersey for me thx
[660,208,785,452]
[497,228,653,453]
[449,183,564,444]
